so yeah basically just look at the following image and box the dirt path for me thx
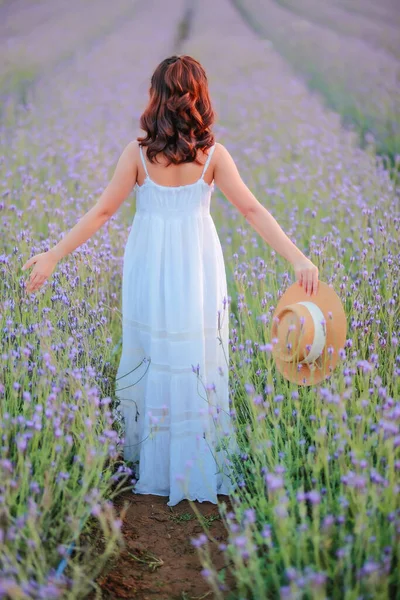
[87,486,236,599]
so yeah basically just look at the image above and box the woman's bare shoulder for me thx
[214,142,231,157]
[213,142,233,167]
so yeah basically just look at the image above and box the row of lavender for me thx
[0,0,144,105]
[231,0,400,164]
[273,0,400,60]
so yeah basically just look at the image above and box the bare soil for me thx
[85,483,237,600]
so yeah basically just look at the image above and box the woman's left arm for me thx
[22,141,138,293]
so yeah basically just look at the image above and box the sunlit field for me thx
[1,0,399,598]
[233,0,400,164]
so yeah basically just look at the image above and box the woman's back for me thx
[133,142,216,218]
[136,142,216,189]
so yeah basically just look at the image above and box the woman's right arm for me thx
[213,143,319,297]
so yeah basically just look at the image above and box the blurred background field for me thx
[232,0,400,163]
[0,0,399,598]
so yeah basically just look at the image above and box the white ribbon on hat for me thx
[297,301,326,364]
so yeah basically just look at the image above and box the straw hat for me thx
[270,280,347,386]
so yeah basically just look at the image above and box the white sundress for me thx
[114,142,239,507]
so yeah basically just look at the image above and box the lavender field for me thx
[1,0,399,598]
[233,0,400,162]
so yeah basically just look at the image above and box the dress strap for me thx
[139,144,150,178]
[200,144,216,180]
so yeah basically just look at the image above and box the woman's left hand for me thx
[22,250,58,293]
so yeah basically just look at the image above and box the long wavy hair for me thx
[137,55,215,166]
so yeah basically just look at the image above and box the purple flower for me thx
[307,490,321,505]
[266,473,284,491]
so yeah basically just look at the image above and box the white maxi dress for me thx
[115,143,239,506]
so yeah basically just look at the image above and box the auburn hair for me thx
[137,55,215,166]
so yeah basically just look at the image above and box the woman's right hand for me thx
[292,257,319,297]
[21,250,58,294]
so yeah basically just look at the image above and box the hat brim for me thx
[270,280,347,386]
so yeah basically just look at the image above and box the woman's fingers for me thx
[303,271,309,295]
[23,253,55,293]
[305,270,317,296]
[28,282,42,293]
[35,281,45,292]
[32,276,44,292]
[294,261,319,296]
[26,275,36,291]
[26,271,44,293]
[308,273,314,296]
[309,272,318,296]
[314,274,319,295]
[22,255,38,272]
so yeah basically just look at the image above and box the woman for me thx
[22,55,318,506]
